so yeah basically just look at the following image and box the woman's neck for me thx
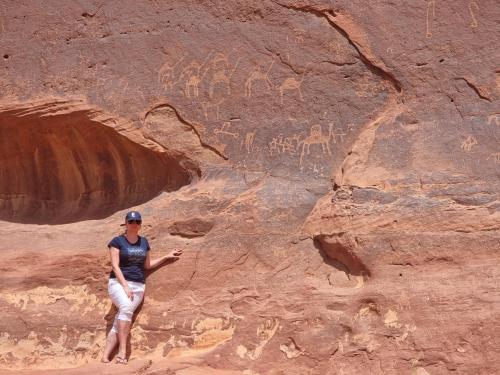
[125,232,139,242]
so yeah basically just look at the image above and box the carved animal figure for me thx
[214,121,238,139]
[299,124,333,166]
[461,136,478,152]
[487,152,500,163]
[201,98,225,120]
[179,54,211,98]
[158,55,185,90]
[209,53,241,98]
[245,61,274,97]
[278,73,306,104]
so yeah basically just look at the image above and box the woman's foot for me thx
[100,357,110,363]
[115,356,128,365]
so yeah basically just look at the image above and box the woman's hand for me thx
[167,249,183,260]
[124,286,134,301]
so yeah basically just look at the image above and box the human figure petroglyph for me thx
[292,27,305,44]
[245,60,275,97]
[460,136,478,152]
[469,1,479,28]
[209,53,241,98]
[269,136,281,156]
[278,137,296,155]
[243,131,256,153]
[268,134,301,156]
[487,153,500,164]
[426,0,435,38]
[158,55,186,90]
[299,124,334,166]
[214,121,239,139]
[201,98,225,120]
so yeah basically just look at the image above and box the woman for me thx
[101,211,182,364]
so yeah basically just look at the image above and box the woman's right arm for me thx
[109,247,133,300]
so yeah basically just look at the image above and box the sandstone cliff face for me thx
[0,1,499,374]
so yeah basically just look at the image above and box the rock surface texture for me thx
[0,1,499,374]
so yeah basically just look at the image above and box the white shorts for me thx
[108,278,145,332]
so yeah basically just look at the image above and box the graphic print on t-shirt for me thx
[126,246,147,261]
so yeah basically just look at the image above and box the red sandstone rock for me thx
[0,1,499,374]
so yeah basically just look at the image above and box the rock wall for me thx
[0,1,498,374]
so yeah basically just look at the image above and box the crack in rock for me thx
[274,1,403,94]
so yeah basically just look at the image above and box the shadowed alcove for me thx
[0,105,192,224]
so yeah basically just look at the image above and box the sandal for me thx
[115,356,128,365]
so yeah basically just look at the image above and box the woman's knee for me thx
[117,302,134,321]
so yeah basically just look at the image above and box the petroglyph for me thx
[245,60,275,97]
[469,1,479,28]
[299,124,334,167]
[237,318,279,360]
[0,4,5,33]
[279,74,305,104]
[209,52,240,98]
[242,131,257,153]
[331,131,347,144]
[487,152,500,163]
[192,317,235,350]
[214,121,239,139]
[167,317,235,358]
[354,77,388,97]
[426,0,436,38]
[180,54,212,98]
[269,135,301,156]
[396,323,417,343]
[384,309,402,329]
[273,247,287,258]
[327,40,341,55]
[158,55,186,90]
[201,98,225,120]
[487,114,499,126]
[280,338,303,358]
[460,135,478,152]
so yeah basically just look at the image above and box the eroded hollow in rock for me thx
[0,107,192,224]
[314,234,371,278]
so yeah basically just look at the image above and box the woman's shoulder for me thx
[108,235,125,246]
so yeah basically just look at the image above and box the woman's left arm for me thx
[145,249,183,270]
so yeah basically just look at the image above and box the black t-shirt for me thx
[108,235,150,283]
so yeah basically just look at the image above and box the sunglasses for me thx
[127,220,142,225]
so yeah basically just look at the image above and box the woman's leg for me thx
[114,282,145,361]
[116,319,132,360]
[105,279,133,362]
[101,329,118,362]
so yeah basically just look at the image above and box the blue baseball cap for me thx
[125,211,142,222]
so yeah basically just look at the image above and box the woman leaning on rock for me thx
[101,211,182,364]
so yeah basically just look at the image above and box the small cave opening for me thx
[0,106,192,224]
[314,234,371,278]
